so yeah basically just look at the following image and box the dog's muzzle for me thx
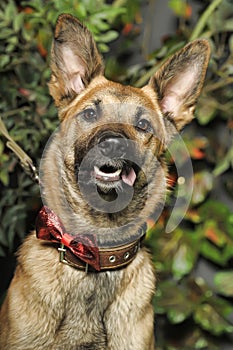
[92,134,136,189]
[75,131,139,195]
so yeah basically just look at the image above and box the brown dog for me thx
[0,14,210,350]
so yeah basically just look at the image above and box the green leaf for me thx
[5,0,17,21]
[0,28,13,39]
[229,34,233,53]
[196,97,217,125]
[222,243,233,262]
[191,171,213,205]
[98,30,119,43]
[0,227,9,248]
[13,12,24,32]
[199,200,231,221]
[97,43,109,53]
[199,200,233,238]
[90,19,109,31]
[214,271,233,297]
[203,220,227,247]
[0,169,9,186]
[0,55,10,68]
[224,19,233,31]
[167,303,193,324]
[168,0,191,18]
[213,146,233,176]
[76,3,87,18]
[194,336,209,349]
[209,294,233,318]
[154,280,194,323]
[172,243,197,279]
[95,6,126,21]
[194,303,233,335]
[201,241,226,266]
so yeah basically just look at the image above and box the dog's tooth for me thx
[94,166,122,178]
[94,166,101,176]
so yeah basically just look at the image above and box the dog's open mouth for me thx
[94,165,136,187]
[76,133,140,196]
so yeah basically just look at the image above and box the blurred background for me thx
[0,0,233,348]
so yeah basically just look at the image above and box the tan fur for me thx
[0,14,210,349]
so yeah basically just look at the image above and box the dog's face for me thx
[43,14,210,235]
[64,82,166,202]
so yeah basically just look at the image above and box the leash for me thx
[0,116,39,184]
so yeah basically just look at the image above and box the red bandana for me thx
[36,206,100,271]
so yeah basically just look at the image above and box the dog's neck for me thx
[38,198,147,248]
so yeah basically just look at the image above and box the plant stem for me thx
[1,107,30,118]
[190,0,223,40]
[204,78,233,93]
[134,42,185,87]
[134,62,162,88]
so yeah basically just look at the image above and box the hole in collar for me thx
[124,252,130,260]
[109,255,116,263]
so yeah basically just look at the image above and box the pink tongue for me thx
[122,168,136,187]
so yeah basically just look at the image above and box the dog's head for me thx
[43,14,210,235]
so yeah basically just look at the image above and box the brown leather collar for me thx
[36,205,146,273]
[58,234,145,272]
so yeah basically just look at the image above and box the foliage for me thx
[0,0,233,349]
[0,0,140,254]
[141,0,233,348]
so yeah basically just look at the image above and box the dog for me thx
[0,13,210,350]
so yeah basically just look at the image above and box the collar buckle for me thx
[58,244,67,264]
[58,243,89,272]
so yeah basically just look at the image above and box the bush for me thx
[140,0,233,348]
[0,0,233,348]
[0,0,140,253]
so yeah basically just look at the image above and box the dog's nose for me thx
[98,136,128,158]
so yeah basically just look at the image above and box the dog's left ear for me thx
[146,39,210,130]
[49,14,104,109]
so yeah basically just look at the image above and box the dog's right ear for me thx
[49,14,104,109]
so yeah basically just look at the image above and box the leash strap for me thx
[0,116,39,184]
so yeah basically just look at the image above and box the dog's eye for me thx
[136,119,152,132]
[82,108,97,121]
